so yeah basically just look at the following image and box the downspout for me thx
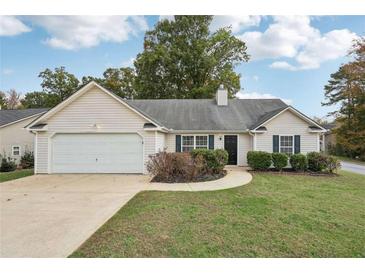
[248,131,256,151]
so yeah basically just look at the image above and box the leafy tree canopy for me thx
[323,37,365,158]
[39,66,79,104]
[134,15,249,99]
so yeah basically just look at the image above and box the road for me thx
[341,161,365,176]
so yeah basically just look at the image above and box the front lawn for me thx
[71,171,365,258]
[0,169,34,183]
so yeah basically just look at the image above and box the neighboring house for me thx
[25,82,327,174]
[0,108,49,164]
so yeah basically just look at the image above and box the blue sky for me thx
[1,15,364,118]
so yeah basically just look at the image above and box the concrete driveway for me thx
[0,174,149,258]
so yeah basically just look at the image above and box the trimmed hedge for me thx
[290,153,307,171]
[247,151,272,170]
[191,149,228,174]
[307,152,327,172]
[20,151,34,169]
[0,157,17,172]
[272,152,288,171]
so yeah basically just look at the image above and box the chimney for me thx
[216,84,228,106]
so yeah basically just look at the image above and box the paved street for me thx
[341,161,365,175]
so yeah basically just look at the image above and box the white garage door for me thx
[51,133,143,173]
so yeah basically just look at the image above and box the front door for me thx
[224,135,238,165]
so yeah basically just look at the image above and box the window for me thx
[12,146,20,156]
[280,136,293,155]
[181,135,208,152]
[195,136,208,149]
[182,136,194,152]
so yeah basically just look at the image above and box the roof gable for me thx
[26,82,163,130]
[251,106,326,132]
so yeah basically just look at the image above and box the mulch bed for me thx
[151,170,227,184]
[248,168,339,177]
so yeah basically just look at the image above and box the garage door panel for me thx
[52,133,143,173]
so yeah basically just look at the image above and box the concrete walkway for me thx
[0,167,251,258]
[147,166,252,191]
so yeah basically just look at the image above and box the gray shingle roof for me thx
[0,108,49,127]
[127,99,288,131]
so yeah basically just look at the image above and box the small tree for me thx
[20,151,34,169]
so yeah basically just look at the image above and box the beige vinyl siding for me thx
[35,87,155,174]
[46,87,147,132]
[255,110,319,153]
[165,134,175,153]
[0,117,39,164]
[155,132,166,153]
[239,134,251,165]
[143,131,156,173]
[163,132,251,166]
[35,132,49,173]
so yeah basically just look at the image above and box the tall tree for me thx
[0,91,7,109]
[82,67,136,99]
[38,66,79,104]
[6,89,21,109]
[134,16,249,99]
[323,37,365,159]
[21,91,58,108]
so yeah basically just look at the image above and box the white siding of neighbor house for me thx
[164,132,252,166]
[255,110,319,153]
[0,117,39,164]
[34,87,156,174]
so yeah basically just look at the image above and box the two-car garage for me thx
[51,133,144,174]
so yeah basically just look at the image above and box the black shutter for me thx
[209,135,214,150]
[273,135,279,152]
[294,135,300,154]
[176,135,181,152]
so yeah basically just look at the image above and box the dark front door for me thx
[224,135,238,165]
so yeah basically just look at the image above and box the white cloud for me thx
[2,68,14,75]
[269,61,297,71]
[159,15,261,34]
[236,91,292,105]
[121,57,135,67]
[210,16,261,33]
[0,16,31,36]
[252,75,259,81]
[27,16,148,50]
[239,16,358,70]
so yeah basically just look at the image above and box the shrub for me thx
[247,151,272,170]
[147,151,207,183]
[325,155,341,174]
[307,152,327,172]
[0,157,17,172]
[290,154,307,171]
[272,152,288,171]
[191,149,228,174]
[20,151,34,169]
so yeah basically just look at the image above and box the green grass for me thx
[71,171,365,258]
[334,155,365,166]
[0,169,34,183]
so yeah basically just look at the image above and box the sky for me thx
[0,15,364,118]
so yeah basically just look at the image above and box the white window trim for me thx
[181,135,209,151]
[12,145,21,157]
[279,135,294,155]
